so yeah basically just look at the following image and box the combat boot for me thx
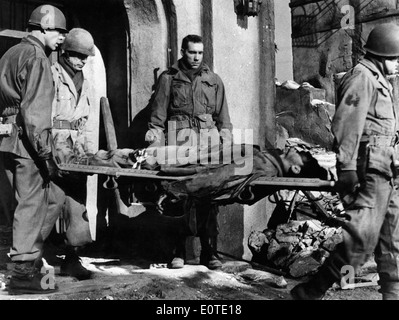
[290,282,325,300]
[290,269,337,300]
[8,261,58,295]
[60,246,92,280]
[199,236,222,270]
[170,235,186,269]
[380,282,399,300]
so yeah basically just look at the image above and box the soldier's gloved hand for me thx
[335,170,360,203]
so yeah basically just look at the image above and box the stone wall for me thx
[276,86,335,150]
[290,0,399,103]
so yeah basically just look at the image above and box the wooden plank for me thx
[100,97,118,150]
[201,0,213,70]
[289,0,324,8]
[57,162,335,189]
[251,177,335,191]
[0,29,28,38]
[57,163,185,181]
[259,0,276,149]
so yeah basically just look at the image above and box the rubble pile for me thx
[248,219,343,278]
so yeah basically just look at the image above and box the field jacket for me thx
[147,61,232,146]
[332,58,397,178]
[51,62,96,163]
[0,35,54,159]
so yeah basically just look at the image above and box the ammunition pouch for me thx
[365,135,397,147]
[358,134,397,181]
[0,114,18,137]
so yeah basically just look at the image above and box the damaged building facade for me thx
[2,0,399,269]
[0,0,278,261]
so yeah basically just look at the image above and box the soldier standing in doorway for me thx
[145,34,233,270]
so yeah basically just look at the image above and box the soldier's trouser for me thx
[317,171,399,299]
[2,153,65,262]
[52,132,92,247]
[61,178,92,247]
[173,202,219,258]
[196,202,219,238]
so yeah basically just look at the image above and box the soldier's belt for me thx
[362,135,396,147]
[53,119,80,130]
[0,115,17,136]
[169,115,214,130]
[0,114,17,124]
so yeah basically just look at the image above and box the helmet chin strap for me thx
[382,58,389,75]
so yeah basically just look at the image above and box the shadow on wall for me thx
[127,67,162,150]
[128,104,152,150]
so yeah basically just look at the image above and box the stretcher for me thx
[57,162,336,190]
[56,161,341,229]
[59,97,335,190]
[56,97,339,225]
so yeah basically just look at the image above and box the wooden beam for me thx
[0,29,28,38]
[161,0,178,67]
[100,97,118,150]
[289,0,324,9]
[259,0,276,150]
[201,0,213,70]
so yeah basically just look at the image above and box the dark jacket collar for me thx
[359,58,391,91]
[169,60,212,82]
[23,35,47,54]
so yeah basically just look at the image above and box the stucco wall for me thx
[213,1,261,145]
[123,0,273,261]
[125,0,168,120]
[212,1,271,260]
[174,0,202,44]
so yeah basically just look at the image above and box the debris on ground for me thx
[248,219,343,278]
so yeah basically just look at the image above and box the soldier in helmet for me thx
[291,23,399,300]
[0,4,67,294]
[47,28,96,280]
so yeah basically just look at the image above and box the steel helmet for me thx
[364,23,399,57]
[28,4,67,33]
[62,28,95,56]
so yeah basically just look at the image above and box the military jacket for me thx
[332,58,397,178]
[0,36,54,159]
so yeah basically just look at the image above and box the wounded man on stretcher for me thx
[59,142,331,207]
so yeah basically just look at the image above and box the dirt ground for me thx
[0,210,383,307]
[0,245,381,302]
